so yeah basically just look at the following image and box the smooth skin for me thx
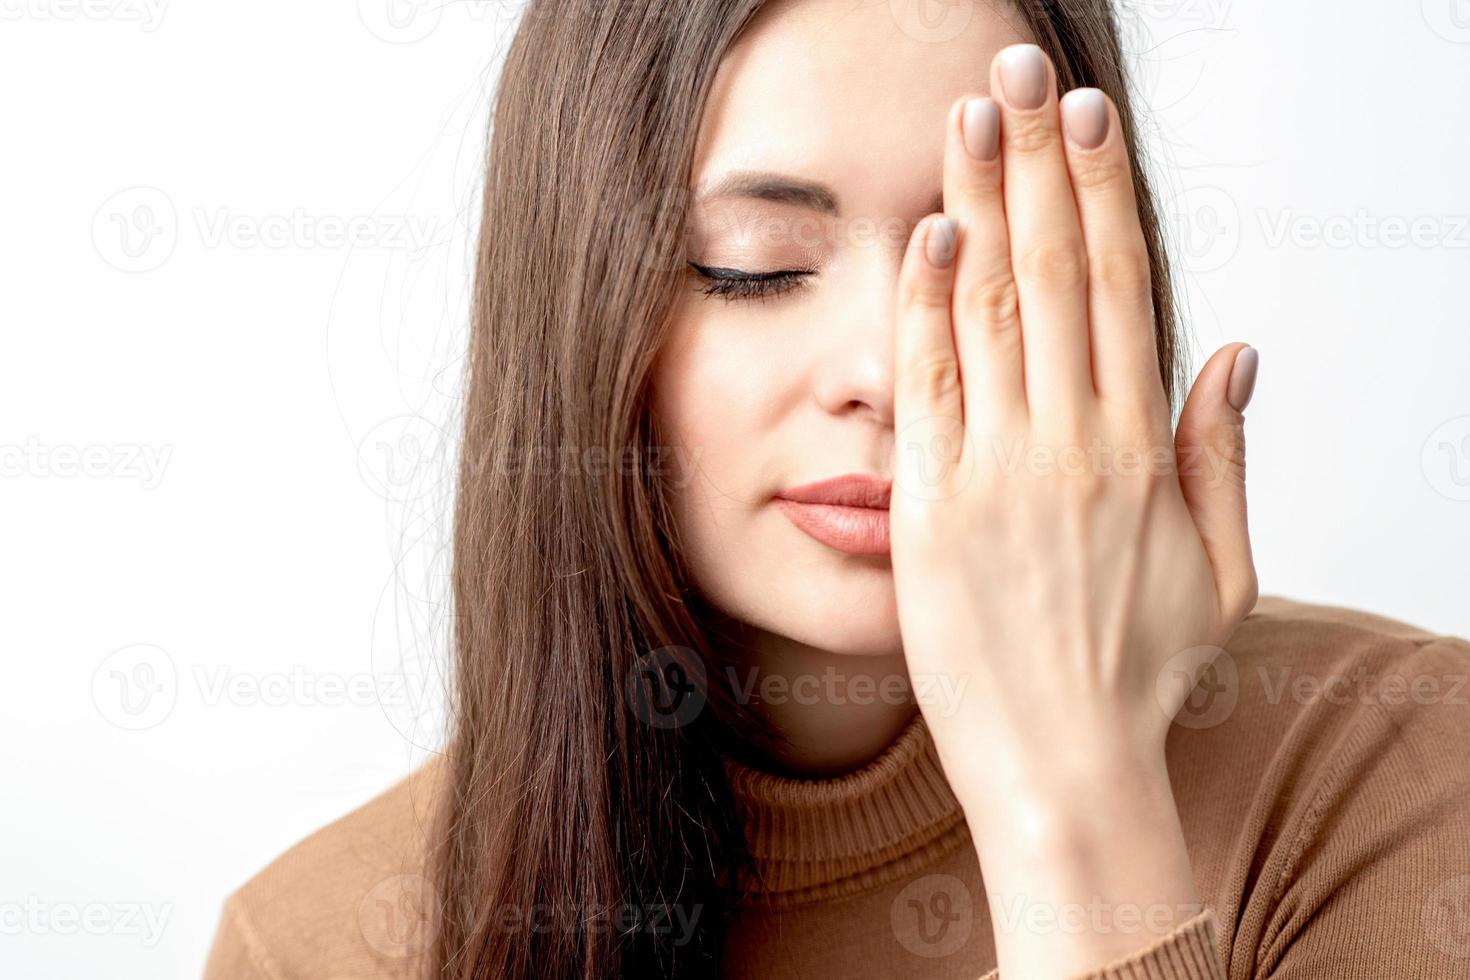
[891,43,1258,978]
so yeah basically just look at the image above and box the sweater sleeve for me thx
[1232,635,1470,977]
[980,634,1470,980]
[974,906,1226,980]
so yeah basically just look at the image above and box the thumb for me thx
[1174,342,1260,625]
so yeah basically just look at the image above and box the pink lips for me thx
[772,473,892,557]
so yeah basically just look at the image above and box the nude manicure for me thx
[1227,346,1259,411]
[998,44,1047,110]
[926,217,957,268]
[963,98,1000,161]
[1062,89,1109,149]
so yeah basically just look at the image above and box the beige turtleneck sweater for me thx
[203,595,1470,978]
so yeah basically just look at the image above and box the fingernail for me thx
[1061,88,1109,149]
[925,217,957,268]
[962,97,1000,161]
[1227,346,1258,412]
[998,44,1047,110]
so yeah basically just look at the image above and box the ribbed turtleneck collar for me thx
[722,711,971,907]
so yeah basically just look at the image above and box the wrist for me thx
[947,734,1176,853]
[933,712,1171,812]
[954,748,1203,969]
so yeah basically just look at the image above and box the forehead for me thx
[692,0,1032,215]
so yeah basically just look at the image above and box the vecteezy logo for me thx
[1165,184,1240,274]
[1423,0,1470,43]
[1422,415,1470,502]
[358,874,438,958]
[625,645,707,729]
[887,0,976,44]
[1156,645,1238,730]
[92,186,178,273]
[890,874,973,958]
[92,643,178,730]
[357,0,443,44]
[356,414,447,503]
[893,413,974,503]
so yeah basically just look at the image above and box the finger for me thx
[894,215,965,488]
[1175,343,1260,625]
[1058,87,1168,432]
[991,42,1095,420]
[943,93,1027,434]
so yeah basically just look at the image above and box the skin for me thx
[653,0,1030,773]
[651,1,1258,975]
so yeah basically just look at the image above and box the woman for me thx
[203,1,1470,978]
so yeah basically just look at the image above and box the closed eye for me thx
[688,262,813,303]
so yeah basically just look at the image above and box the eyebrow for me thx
[694,169,944,217]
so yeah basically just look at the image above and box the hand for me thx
[888,43,1259,977]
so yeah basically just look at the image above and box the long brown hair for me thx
[428,1,1187,978]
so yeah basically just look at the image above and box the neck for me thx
[708,615,918,777]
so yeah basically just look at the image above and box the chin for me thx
[795,618,905,658]
[756,560,905,658]
[687,520,905,658]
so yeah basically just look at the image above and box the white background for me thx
[2,2,1468,977]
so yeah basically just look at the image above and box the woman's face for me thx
[651,0,1031,659]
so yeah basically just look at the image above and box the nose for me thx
[810,246,900,428]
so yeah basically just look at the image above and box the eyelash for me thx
[688,262,813,303]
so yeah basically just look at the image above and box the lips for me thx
[774,473,892,509]
[772,474,892,557]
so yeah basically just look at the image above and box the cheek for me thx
[652,308,793,491]
[650,306,902,656]
[650,310,790,597]
[669,311,792,398]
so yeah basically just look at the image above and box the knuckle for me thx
[957,273,1021,333]
[900,274,952,312]
[1219,417,1247,469]
[1017,238,1088,291]
[953,166,1000,202]
[1092,245,1152,297]
[903,352,962,402]
[1068,153,1130,192]
[1062,466,1107,505]
[1005,117,1060,156]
